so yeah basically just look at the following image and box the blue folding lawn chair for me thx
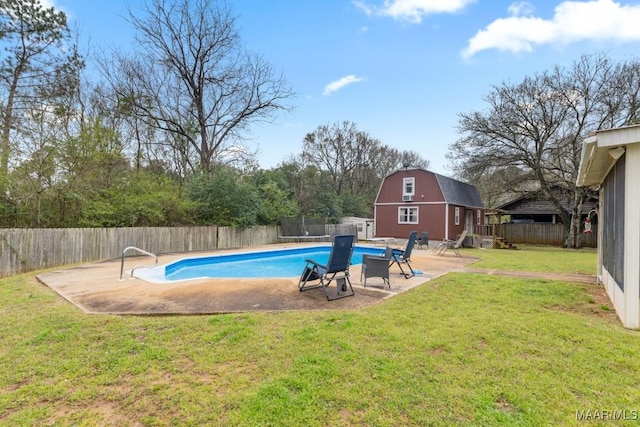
[390,231,417,278]
[298,234,355,300]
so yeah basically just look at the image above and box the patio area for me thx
[36,244,477,315]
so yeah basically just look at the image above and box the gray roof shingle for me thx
[435,173,484,208]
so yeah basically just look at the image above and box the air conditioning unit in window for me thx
[402,195,413,202]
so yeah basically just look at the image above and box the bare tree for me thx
[301,121,431,211]
[302,121,375,197]
[397,149,430,171]
[99,0,295,174]
[10,103,58,226]
[449,53,640,247]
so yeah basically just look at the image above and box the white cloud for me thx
[354,0,475,23]
[323,75,365,96]
[507,1,535,16]
[463,0,640,58]
[354,1,375,16]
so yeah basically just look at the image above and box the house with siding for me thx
[373,168,484,242]
[576,124,640,329]
[497,187,597,224]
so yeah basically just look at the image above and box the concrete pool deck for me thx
[36,244,479,315]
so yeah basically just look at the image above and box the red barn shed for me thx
[374,168,484,242]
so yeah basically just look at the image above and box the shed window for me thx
[454,207,460,225]
[477,209,481,225]
[398,207,418,224]
[403,177,415,196]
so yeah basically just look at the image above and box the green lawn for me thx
[463,244,598,275]
[1,246,638,426]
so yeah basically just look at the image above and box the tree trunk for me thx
[564,197,584,249]
[0,69,21,194]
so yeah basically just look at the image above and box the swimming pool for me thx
[134,245,386,282]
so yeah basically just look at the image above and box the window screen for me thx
[602,153,625,291]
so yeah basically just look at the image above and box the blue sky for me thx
[52,0,640,175]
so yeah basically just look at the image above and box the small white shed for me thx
[340,217,375,241]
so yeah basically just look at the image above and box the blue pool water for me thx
[134,245,386,282]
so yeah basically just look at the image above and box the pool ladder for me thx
[119,246,158,281]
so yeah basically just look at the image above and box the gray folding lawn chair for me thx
[437,230,468,257]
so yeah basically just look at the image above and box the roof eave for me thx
[577,124,640,187]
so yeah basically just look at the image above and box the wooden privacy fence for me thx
[0,226,218,278]
[501,223,597,247]
[0,224,357,278]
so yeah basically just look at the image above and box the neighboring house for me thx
[497,187,598,224]
[374,168,484,241]
[576,124,640,329]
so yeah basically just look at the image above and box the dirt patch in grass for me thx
[545,282,618,322]
[496,395,518,413]
[581,283,618,321]
[46,400,143,427]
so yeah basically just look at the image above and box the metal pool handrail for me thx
[119,246,158,281]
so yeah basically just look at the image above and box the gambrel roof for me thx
[374,167,484,208]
